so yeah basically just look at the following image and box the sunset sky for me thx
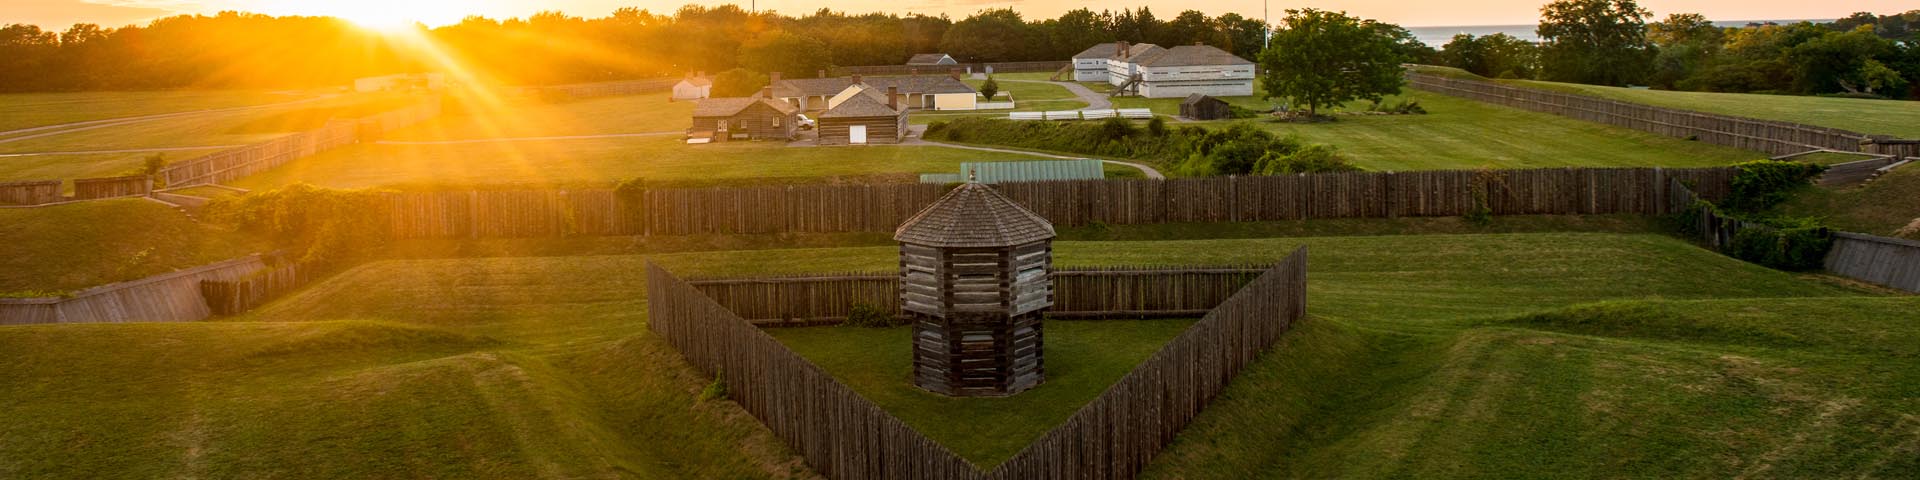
[4,0,1907,31]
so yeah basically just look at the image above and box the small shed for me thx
[907,53,958,66]
[672,72,711,101]
[818,87,908,145]
[896,181,1056,397]
[1180,94,1232,120]
[690,93,799,141]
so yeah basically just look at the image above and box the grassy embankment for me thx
[4,233,1906,477]
[1501,78,1920,138]
[1777,164,1920,239]
[0,89,323,132]
[0,198,269,297]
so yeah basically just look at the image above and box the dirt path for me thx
[999,79,1111,111]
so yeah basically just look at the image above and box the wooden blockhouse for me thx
[895,182,1056,397]
[818,86,909,145]
[689,90,799,141]
[1180,94,1232,120]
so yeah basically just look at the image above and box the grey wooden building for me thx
[895,182,1056,397]
[688,92,799,141]
[818,87,909,145]
[1180,94,1232,120]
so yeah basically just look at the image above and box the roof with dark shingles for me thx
[907,53,955,65]
[1073,43,1119,60]
[771,75,976,98]
[1134,44,1254,67]
[820,87,907,118]
[691,97,795,117]
[895,182,1055,248]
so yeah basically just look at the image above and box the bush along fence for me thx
[370,167,1734,238]
[1408,73,1918,157]
[647,247,1308,479]
[687,266,1268,325]
[1667,179,1918,292]
[155,96,442,188]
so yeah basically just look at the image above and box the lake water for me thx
[1405,20,1833,46]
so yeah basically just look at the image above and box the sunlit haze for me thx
[8,0,1914,29]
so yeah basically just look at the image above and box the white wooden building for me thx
[1085,42,1255,99]
[770,72,978,111]
[672,72,712,101]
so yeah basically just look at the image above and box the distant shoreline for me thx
[1406,19,1836,45]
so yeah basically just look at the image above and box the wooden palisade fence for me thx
[380,166,1733,238]
[0,254,273,325]
[0,176,152,206]
[647,247,1309,479]
[689,266,1268,323]
[199,260,316,315]
[1409,73,1885,156]
[1824,233,1920,293]
[156,97,442,188]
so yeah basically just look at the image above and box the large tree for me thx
[1259,9,1407,116]
[939,9,1037,62]
[1537,0,1654,86]
[738,30,833,79]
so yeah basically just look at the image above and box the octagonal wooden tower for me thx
[895,182,1055,397]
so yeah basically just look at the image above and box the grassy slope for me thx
[229,137,1053,189]
[770,320,1196,467]
[384,92,695,141]
[0,233,1899,477]
[1503,79,1920,138]
[0,89,321,132]
[0,198,269,295]
[1257,91,1762,170]
[1776,165,1920,239]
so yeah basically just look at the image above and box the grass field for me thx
[1255,91,1763,170]
[1777,165,1920,239]
[5,232,1898,477]
[0,93,420,181]
[229,137,1056,189]
[387,92,695,141]
[0,198,269,296]
[1502,79,1920,138]
[770,320,1196,466]
[0,89,324,132]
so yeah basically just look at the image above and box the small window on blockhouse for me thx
[773,116,783,127]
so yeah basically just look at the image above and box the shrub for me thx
[204,184,393,266]
[843,302,896,328]
[1145,116,1168,136]
[979,76,1000,101]
[699,369,729,402]
[1725,160,1826,213]
[1719,216,1833,271]
[923,117,1357,176]
[1099,116,1135,140]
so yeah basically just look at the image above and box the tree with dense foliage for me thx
[940,9,1036,63]
[1259,9,1407,116]
[738,30,832,78]
[709,68,766,97]
[979,76,1000,101]
[1442,33,1539,79]
[1537,0,1655,86]
[1645,13,1724,88]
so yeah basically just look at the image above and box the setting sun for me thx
[291,0,470,30]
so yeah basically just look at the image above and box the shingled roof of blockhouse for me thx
[894,182,1055,248]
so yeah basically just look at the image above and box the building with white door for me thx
[1079,42,1256,98]
[818,86,908,145]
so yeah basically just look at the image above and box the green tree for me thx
[940,9,1036,62]
[738,30,832,79]
[1537,0,1655,86]
[979,76,1000,101]
[1646,13,1724,88]
[1789,26,1904,95]
[710,68,767,97]
[1258,9,1407,116]
[1216,13,1270,59]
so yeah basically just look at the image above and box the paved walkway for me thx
[1000,79,1111,111]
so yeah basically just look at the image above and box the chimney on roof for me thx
[852,73,863,85]
[888,86,899,110]
[770,71,782,83]
[1194,41,1204,46]
[948,68,961,80]
[818,69,826,78]
[1119,41,1130,58]
[697,70,706,77]
[759,86,772,99]
[910,68,918,76]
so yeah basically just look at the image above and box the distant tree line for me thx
[1438,1,1920,100]
[0,5,1278,92]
